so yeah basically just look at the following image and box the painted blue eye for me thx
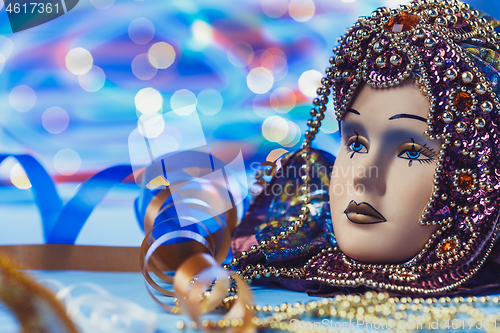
[350,141,363,152]
[405,150,420,159]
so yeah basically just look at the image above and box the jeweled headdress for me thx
[232,0,500,295]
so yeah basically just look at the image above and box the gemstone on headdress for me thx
[384,13,421,33]
[458,173,473,190]
[437,237,460,258]
[443,241,455,253]
[453,91,473,112]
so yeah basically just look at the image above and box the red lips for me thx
[344,200,387,224]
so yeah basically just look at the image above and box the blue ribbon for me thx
[0,154,134,244]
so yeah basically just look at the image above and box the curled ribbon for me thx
[137,145,255,332]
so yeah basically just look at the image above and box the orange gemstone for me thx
[454,91,473,112]
[384,13,421,33]
[458,173,473,190]
[442,241,456,254]
[399,273,413,278]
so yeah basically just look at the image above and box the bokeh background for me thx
[0,0,498,245]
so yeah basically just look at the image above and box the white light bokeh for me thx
[90,0,115,10]
[65,47,93,75]
[190,20,213,49]
[42,107,69,134]
[298,69,322,97]
[53,149,81,176]
[132,53,158,80]
[138,113,165,139]
[171,89,197,116]
[279,121,301,147]
[0,36,14,60]
[128,18,155,45]
[270,87,296,113]
[135,88,163,115]
[10,163,31,190]
[148,42,176,69]
[288,0,315,22]
[9,85,36,113]
[78,65,106,92]
[197,89,223,116]
[261,0,288,18]
[247,67,274,94]
[262,115,288,142]
[227,42,254,68]
[342,0,356,2]
[319,109,339,134]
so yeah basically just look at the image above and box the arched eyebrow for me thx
[389,113,427,123]
[346,108,360,115]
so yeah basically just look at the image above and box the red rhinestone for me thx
[384,13,421,33]
[454,91,473,112]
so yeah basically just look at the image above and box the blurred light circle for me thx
[342,0,356,2]
[298,69,322,97]
[135,87,163,114]
[10,163,31,189]
[261,48,287,74]
[270,87,296,113]
[0,36,13,60]
[253,94,275,118]
[279,121,300,146]
[148,42,176,69]
[197,89,223,116]
[153,133,180,154]
[262,115,288,142]
[53,149,81,176]
[132,53,158,80]
[90,0,114,10]
[319,110,339,133]
[288,0,315,22]
[282,123,301,147]
[227,42,254,68]
[78,65,106,92]
[42,107,69,134]
[128,18,155,45]
[171,89,197,116]
[191,20,213,49]
[9,85,36,113]
[138,114,165,139]
[247,67,274,94]
[65,47,93,75]
[261,0,288,18]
